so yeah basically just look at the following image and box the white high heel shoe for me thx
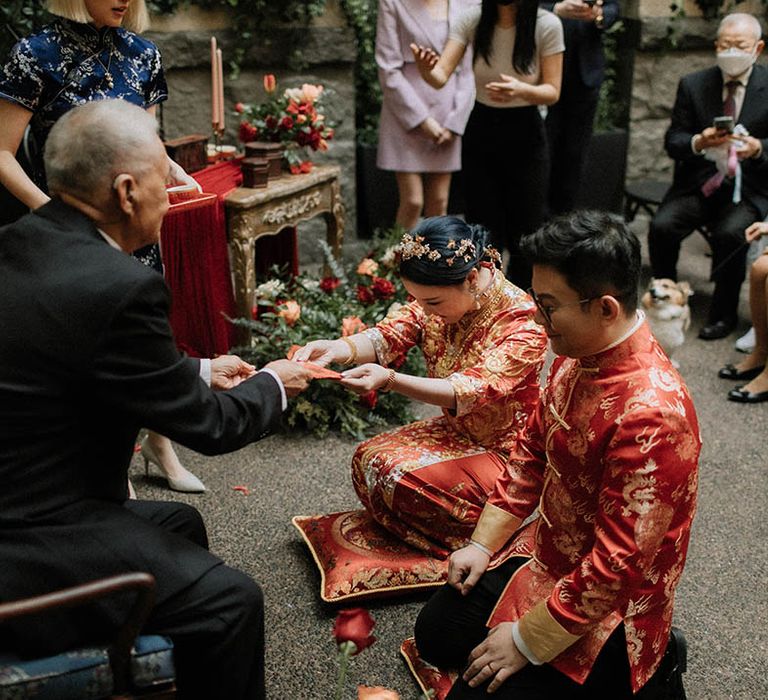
[141,436,206,493]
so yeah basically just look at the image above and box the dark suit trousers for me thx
[128,501,266,700]
[648,186,759,322]
[415,557,676,699]
[462,103,550,290]
[546,82,601,215]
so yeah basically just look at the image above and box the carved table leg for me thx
[230,235,257,346]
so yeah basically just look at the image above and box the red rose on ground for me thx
[238,121,258,143]
[371,276,395,300]
[357,687,400,700]
[332,608,376,655]
[319,276,341,293]
[280,116,294,130]
[357,285,375,304]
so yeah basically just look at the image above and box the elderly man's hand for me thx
[448,544,490,595]
[694,127,731,151]
[462,623,529,692]
[264,359,312,397]
[210,355,256,390]
[745,221,768,243]
[733,134,763,160]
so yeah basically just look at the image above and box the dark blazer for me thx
[0,200,283,628]
[665,64,768,216]
[541,1,619,89]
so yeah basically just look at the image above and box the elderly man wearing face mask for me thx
[648,12,768,341]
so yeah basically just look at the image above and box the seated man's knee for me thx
[163,502,209,549]
[414,592,464,668]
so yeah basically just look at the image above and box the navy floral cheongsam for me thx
[0,17,168,269]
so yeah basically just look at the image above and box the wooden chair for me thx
[0,572,175,700]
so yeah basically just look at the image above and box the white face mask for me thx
[716,47,757,77]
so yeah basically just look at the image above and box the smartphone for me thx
[713,115,734,134]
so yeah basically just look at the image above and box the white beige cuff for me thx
[472,503,521,553]
[517,600,581,663]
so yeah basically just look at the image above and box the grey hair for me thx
[47,0,150,33]
[718,13,763,41]
[45,100,161,198]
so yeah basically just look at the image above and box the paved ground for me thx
[131,219,767,699]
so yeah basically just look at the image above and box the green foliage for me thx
[339,0,381,145]
[0,1,51,60]
[594,20,624,132]
[232,230,426,440]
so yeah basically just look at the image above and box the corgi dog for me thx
[641,278,693,367]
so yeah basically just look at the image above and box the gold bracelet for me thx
[340,336,358,366]
[380,368,397,393]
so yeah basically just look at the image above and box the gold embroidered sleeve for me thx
[472,503,521,552]
[517,601,581,663]
[368,301,424,366]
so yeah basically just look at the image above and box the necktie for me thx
[723,80,739,118]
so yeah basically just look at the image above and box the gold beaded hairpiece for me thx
[396,232,501,268]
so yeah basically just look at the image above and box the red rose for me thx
[319,276,341,293]
[238,121,258,143]
[300,160,313,173]
[289,163,302,175]
[371,276,396,300]
[280,116,294,130]
[332,608,376,655]
[356,285,375,304]
[234,102,245,114]
[265,115,278,130]
[359,390,378,410]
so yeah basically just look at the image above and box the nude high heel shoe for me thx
[141,435,206,493]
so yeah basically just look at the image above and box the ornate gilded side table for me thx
[224,163,345,343]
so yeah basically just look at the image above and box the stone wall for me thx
[627,0,766,182]
[145,3,360,263]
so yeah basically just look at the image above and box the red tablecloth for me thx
[161,160,241,358]
[161,159,298,357]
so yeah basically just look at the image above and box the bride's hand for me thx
[341,363,391,394]
[292,339,347,366]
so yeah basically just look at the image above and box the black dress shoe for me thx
[718,363,765,380]
[727,386,768,403]
[698,319,736,340]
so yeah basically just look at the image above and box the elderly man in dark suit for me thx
[649,12,768,340]
[542,0,620,215]
[0,100,312,700]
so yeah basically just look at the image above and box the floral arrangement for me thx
[231,230,425,439]
[236,74,336,174]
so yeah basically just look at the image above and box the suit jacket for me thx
[473,323,700,693]
[665,64,768,216]
[541,0,619,89]
[0,200,283,623]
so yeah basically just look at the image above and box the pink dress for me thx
[375,0,477,173]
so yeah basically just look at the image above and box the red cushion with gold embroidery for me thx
[292,510,449,602]
[400,637,456,700]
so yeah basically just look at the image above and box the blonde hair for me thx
[47,0,150,33]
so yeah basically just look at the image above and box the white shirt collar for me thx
[97,228,123,251]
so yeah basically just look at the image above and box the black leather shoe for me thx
[665,627,688,700]
[698,319,736,340]
[718,363,765,380]
[727,386,768,403]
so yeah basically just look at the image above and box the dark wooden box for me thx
[164,134,208,173]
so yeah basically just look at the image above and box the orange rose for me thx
[342,316,367,336]
[357,687,400,700]
[278,300,301,326]
[357,258,379,276]
[263,74,277,94]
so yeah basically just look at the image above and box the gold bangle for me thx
[380,368,397,393]
[340,336,358,366]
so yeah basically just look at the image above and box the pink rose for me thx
[263,74,277,94]
[357,687,400,700]
[356,258,379,276]
[341,316,367,336]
